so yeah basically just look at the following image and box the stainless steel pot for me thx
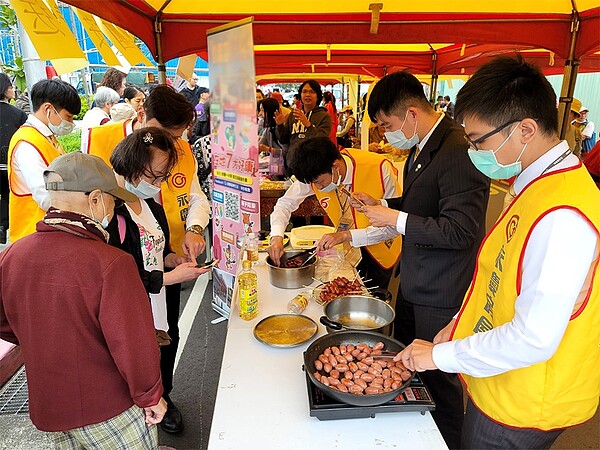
[266,251,317,289]
[320,295,395,335]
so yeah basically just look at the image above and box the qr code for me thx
[224,191,240,222]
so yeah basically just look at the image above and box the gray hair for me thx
[94,86,120,108]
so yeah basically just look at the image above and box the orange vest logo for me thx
[319,196,330,210]
[171,172,187,189]
[506,215,519,242]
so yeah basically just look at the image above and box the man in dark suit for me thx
[354,71,490,449]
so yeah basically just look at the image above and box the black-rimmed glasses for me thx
[464,119,522,151]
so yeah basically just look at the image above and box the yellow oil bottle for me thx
[238,260,258,320]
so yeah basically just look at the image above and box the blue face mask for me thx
[125,179,161,199]
[319,167,342,193]
[384,110,419,150]
[467,124,527,180]
[89,195,110,229]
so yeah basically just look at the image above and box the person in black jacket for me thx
[352,71,490,449]
[275,79,332,158]
[0,73,27,243]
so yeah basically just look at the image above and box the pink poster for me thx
[207,20,259,316]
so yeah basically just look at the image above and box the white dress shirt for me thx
[433,141,599,377]
[269,155,399,237]
[10,115,59,212]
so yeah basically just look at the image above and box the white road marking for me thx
[174,275,209,370]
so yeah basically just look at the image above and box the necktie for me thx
[49,134,65,154]
[407,145,420,171]
[502,184,517,213]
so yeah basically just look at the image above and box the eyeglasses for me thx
[301,89,316,95]
[464,119,522,151]
[143,169,171,185]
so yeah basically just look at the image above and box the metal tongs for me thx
[371,351,399,360]
[279,247,316,267]
[299,250,317,267]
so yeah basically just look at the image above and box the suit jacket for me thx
[387,115,490,309]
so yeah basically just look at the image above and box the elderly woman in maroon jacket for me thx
[0,152,166,448]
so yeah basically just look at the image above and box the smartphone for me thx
[339,186,366,207]
[197,259,218,269]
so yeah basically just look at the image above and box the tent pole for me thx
[557,10,580,140]
[154,17,166,84]
[356,75,361,124]
[429,50,438,104]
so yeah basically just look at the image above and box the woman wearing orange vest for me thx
[83,86,210,435]
[396,57,600,449]
[7,79,80,243]
[268,137,401,290]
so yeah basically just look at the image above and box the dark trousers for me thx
[462,398,564,449]
[394,291,464,450]
[0,169,9,229]
[160,282,181,397]
[356,247,392,291]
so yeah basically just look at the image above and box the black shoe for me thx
[0,227,6,245]
[160,396,183,434]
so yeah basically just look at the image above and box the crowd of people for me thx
[0,56,599,450]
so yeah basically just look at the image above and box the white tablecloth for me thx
[207,255,447,449]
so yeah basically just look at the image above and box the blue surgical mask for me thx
[47,106,75,137]
[125,179,161,199]
[467,124,527,180]
[89,195,110,229]
[319,167,342,193]
[384,111,419,150]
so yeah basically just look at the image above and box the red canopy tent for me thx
[61,1,600,136]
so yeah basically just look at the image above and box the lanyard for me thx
[541,149,572,175]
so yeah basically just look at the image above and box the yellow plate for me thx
[258,236,289,251]
[253,314,318,348]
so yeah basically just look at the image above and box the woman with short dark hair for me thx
[107,127,208,343]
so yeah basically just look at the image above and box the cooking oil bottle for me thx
[245,232,259,264]
[238,260,258,320]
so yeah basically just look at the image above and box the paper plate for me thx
[290,225,335,249]
[253,314,318,348]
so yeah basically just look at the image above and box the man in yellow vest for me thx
[396,56,600,449]
[268,136,401,290]
[330,70,490,449]
[7,79,80,243]
[84,85,210,435]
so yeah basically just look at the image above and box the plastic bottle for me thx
[238,260,259,320]
[245,232,259,264]
[287,291,310,314]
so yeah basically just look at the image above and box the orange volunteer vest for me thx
[161,138,197,256]
[7,126,63,242]
[85,119,131,165]
[451,164,600,430]
[313,149,402,269]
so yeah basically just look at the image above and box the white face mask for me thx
[47,106,75,137]
[384,110,419,150]
[125,179,161,199]
[89,195,110,229]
